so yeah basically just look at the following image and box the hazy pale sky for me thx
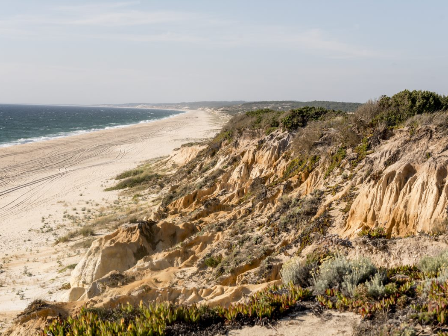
[0,0,447,104]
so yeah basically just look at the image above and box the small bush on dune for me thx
[353,99,381,126]
[291,123,323,154]
[324,146,347,178]
[79,226,95,237]
[365,271,390,298]
[220,108,281,136]
[342,259,378,297]
[204,255,222,268]
[218,106,342,141]
[246,108,282,130]
[374,90,448,127]
[281,249,334,287]
[105,173,161,191]
[313,256,377,295]
[418,250,448,277]
[54,225,95,245]
[282,106,342,131]
[280,257,314,287]
[115,168,145,180]
[358,227,387,239]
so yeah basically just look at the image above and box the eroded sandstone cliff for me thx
[54,110,448,311]
[7,91,448,335]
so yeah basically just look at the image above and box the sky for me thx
[0,0,447,105]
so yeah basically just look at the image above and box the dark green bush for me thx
[373,90,448,127]
[282,106,343,131]
[204,255,222,268]
[358,227,387,239]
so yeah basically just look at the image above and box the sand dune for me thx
[0,109,226,328]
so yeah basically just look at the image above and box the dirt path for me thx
[225,310,360,336]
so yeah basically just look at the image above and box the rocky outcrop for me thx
[345,127,448,237]
[168,144,206,166]
[70,219,199,290]
[70,222,156,288]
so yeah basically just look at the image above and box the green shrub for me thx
[204,255,222,268]
[282,155,320,180]
[115,168,145,180]
[58,264,77,274]
[352,137,370,166]
[313,256,377,295]
[324,146,346,178]
[54,225,95,245]
[418,251,448,277]
[105,173,161,191]
[281,249,334,287]
[386,265,423,280]
[281,106,342,131]
[219,109,282,136]
[79,226,95,237]
[366,271,387,298]
[358,227,387,239]
[246,108,282,129]
[374,90,448,127]
[281,257,313,287]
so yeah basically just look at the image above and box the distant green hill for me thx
[220,101,362,115]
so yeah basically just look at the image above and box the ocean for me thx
[0,104,184,147]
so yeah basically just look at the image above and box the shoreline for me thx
[0,106,186,149]
[0,109,228,329]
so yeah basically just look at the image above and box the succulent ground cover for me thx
[41,250,448,336]
[42,284,311,336]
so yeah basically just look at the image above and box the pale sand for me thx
[0,109,227,328]
[227,310,359,336]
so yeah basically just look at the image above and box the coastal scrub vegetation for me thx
[105,173,161,191]
[216,89,447,140]
[372,90,448,127]
[104,90,448,194]
[219,105,343,138]
[104,158,170,191]
[54,225,95,245]
[278,251,448,334]
[43,284,312,336]
[208,89,448,186]
[358,227,387,239]
[220,100,362,115]
[42,251,448,335]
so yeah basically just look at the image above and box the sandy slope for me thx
[0,109,227,329]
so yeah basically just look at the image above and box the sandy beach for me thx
[0,109,227,328]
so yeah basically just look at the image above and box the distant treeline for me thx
[219,101,362,115]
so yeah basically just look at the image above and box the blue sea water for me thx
[0,104,184,147]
